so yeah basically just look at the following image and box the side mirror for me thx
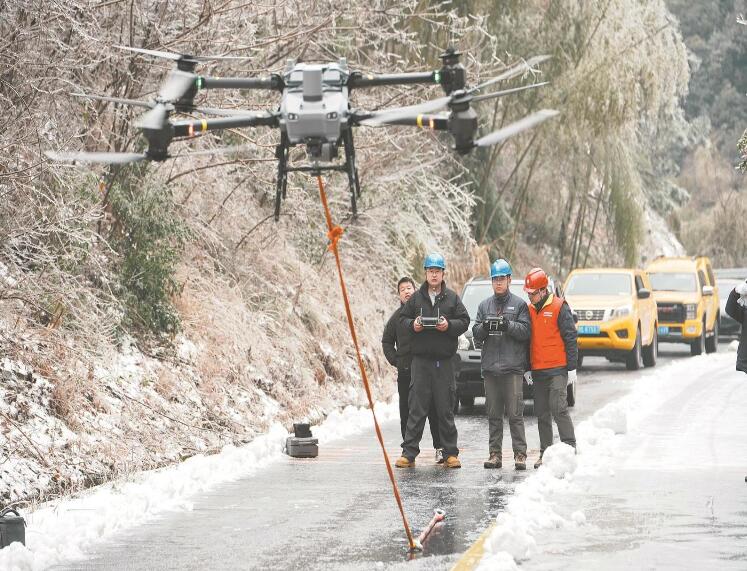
[702,285,714,296]
[637,287,651,299]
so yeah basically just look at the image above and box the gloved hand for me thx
[567,369,577,386]
[736,280,747,296]
[495,315,509,332]
[523,371,533,386]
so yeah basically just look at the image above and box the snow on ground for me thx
[478,350,747,570]
[0,400,397,571]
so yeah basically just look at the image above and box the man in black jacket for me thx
[382,277,442,461]
[395,253,470,469]
[725,279,747,374]
[472,259,531,470]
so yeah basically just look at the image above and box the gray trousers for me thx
[533,373,576,451]
[402,356,459,459]
[484,372,527,455]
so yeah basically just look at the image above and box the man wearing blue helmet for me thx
[395,253,470,469]
[472,259,531,470]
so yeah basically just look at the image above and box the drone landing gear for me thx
[273,131,361,221]
[342,129,361,219]
[274,134,289,221]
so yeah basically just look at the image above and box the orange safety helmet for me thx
[524,267,549,292]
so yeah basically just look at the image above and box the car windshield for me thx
[566,273,631,296]
[462,282,532,320]
[461,283,493,320]
[649,272,697,292]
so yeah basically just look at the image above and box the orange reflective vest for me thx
[528,294,568,371]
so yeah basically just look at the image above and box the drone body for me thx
[48,47,558,220]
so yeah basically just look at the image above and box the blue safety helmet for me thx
[490,258,512,278]
[423,252,446,270]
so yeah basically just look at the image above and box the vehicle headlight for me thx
[458,334,470,351]
[685,304,697,320]
[610,304,632,319]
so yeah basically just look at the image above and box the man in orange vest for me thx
[523,267,577,469]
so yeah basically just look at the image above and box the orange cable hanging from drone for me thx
[315,175,417,552]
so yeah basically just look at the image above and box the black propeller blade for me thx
[473,109,559,148]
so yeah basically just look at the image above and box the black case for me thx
[0,508,26,548]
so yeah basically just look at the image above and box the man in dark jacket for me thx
[382,277,442,461]
[725,279,747,374]
[395,253,470,469]
[472,259,531,470]
[523,267,577,469]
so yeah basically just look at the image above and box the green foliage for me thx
[738,129,747,172]
[666,0,747,151]
[108,169,189,335]
[604,143,642,266]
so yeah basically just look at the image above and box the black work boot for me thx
[534,451,544,469]
[483,451,502,469]
[514,452,527,470]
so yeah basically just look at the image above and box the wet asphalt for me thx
[55,345,696,570]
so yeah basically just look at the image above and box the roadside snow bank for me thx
[0,401,396,571]
[478,353,733,570]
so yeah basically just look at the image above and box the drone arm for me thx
[369,115,449,129]
[348,71,438,89]
[199,74,284,91]
[172,114,278,136]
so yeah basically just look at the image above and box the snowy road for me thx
[47,347,682,570]
[478,344,747,570]
[4,344,742,570]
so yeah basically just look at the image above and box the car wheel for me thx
[690,322,705,356]
[642,325,658,367]
[566,378,576,407]
[705,318,718,354]
[625,327,643,371]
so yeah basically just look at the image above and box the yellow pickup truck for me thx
[564,268,658,370]
[644,256,719,355]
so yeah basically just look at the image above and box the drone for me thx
[47,46,558,220]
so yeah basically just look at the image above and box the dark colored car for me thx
[715,268,747,340]
[455,277,574,413]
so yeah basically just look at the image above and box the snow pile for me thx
[0,400,396,571]
[478,353,733,568]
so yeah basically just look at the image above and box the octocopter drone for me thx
[47,46,558,220]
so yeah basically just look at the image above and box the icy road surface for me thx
[2,343,740,570]
[479,347,747,570]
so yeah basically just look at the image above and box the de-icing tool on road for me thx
[410,508,446,552]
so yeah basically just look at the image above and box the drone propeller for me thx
[115,45,252,63]
[361,82,550,126]
[72,92,153,109]
[467,55,551,95]
[44,151,148,165]
[72,92,252,120]
[473,109,559,148]
[361,56,552,127]
[45,144,257,166]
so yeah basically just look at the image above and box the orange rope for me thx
[315,175,416,551]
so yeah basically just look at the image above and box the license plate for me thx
[658,325,669,335]
[579,325,600,334]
